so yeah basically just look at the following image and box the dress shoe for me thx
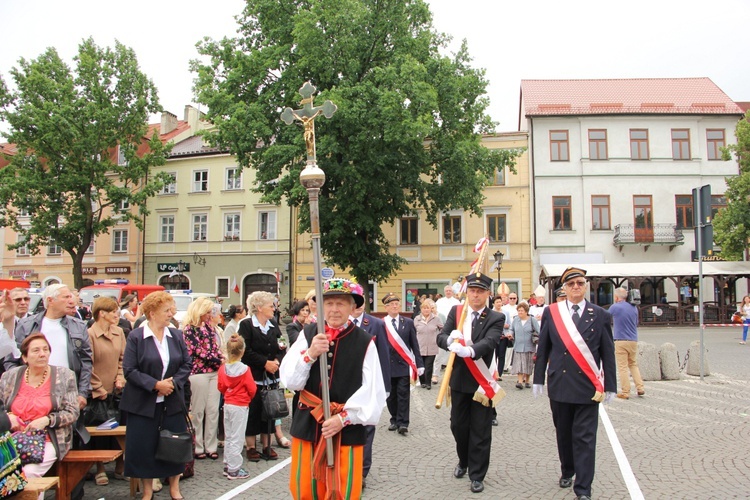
[246,447,261,462]
[388,423,398,431]
[637,389,645,396]
[515,383,523,390]
[453,464,467,478]
[491,418,498,426]
[421,383,427,388]
[426,385,431,390]
[397,426,408,435]
[616,393,629,400]
[261,447,278,460]
[576,496,591,500]
[559,477,573,488]
[524,383,531,388]
[470,480,484,493]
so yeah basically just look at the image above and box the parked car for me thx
[79,279,165,306]
[168,290,221,324]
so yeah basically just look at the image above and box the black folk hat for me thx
[560,267,587,283]
[466,272,493,291]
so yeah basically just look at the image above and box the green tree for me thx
[714,112,750,260]
[0,38,172,289]
[192,0,521,301]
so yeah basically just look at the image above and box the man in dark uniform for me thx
[437,272,504,494]
[533,267,616,500]
[382,292,423,435]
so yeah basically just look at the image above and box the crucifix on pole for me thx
[281,81,337,468]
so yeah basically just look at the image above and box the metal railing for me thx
[613,223,685,245]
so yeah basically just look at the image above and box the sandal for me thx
[194,453,207,460]
[95,471,109,486]
[208,452,219,460]
[276,436,291,448]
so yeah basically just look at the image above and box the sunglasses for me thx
[565,280,587,288]
[509,297,518,300]
[13,297,30,302]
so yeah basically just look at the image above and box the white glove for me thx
[532,384,544,398]
[604,392,616,404]
[448,343,473,358]
[417,367,425,376]
[448,330,463,341]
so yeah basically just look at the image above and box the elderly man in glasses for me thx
[532,267,616,500]
[9,288,32,322]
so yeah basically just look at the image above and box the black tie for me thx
[392,318,397,331]
[571,304,580,324]
[353,318,359,327]
[472,311,479,330]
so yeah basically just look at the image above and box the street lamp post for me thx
[493,250,504,294]
[281,82,337,467]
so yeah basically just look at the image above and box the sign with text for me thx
[8,269,33,277]
[81,267,97,275]
[157,263,191,273]
[105,266,131,274]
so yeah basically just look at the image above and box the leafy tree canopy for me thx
[192,0,521,290]
[0,37,172,289]
[714,111,750,260]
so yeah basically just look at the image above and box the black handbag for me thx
[155,386,195,464]
[83,393,120,426]
[260,374,289,421]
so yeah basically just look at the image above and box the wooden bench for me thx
[17,476,59,499]
[57,450,122,500]
[86,425,140,498]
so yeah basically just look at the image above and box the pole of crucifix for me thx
[281,81,338,467]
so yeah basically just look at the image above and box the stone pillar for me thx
[686,340,710,377]
[637,342,661,381]
[659,343,681,380]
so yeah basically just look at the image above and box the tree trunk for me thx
[69,249,85,290]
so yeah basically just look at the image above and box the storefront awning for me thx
[540,261,750,281]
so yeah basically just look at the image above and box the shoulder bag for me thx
[83,393,121,426]
[155,385,195,464]
[260,373,289,421]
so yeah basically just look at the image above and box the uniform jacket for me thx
[357,313,391,393]
[9,311,93,398]
[437,305,503,394]
[384,315,423,379]
[533,301,616,404]
[119,327,192,418]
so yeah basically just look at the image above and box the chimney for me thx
[184,105,204,132]
[160,111,178,135]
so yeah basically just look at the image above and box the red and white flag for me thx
[232,276,239,294]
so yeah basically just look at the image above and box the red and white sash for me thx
[455,306,505,407]
[385,317,418,381]
[548,302,605,402]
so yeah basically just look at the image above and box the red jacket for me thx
[218,362,257,407]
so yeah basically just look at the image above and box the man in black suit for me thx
[382,292,423,436]
[533,267,616,500]
[437,272,504,494]
[350,299,391,486]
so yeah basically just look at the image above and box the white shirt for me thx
[280,332,386,427]
[143,322,172,403]
[42,316,70,369]
[436,296,461,323]
[501,304,518,333]
[529,303,548,321]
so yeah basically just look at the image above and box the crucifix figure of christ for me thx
[280,81,338,162]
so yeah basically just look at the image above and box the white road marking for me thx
[215,457,292,500]
[600,404,645,500]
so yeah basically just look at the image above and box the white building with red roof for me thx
[519,77,745,306]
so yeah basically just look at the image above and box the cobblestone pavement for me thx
[84,326,750,499]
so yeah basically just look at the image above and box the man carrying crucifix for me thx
[280,278,385,499]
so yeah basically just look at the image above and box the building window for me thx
[591,195,610,230]
[192,170,209,192]
[553,196,571,230]
[160,215,175,243]
[399,217,418,245]
[217,278,229,298]
[550,130,569,161]
[117,146,127,166]
[226,167,242,190]
[161,172,177,194]
[675,195,693,229]
[633,195,653,229]
[711,195,727,219]
[443,215,461,243]
[112,229,128,253]
[47,238,62,256]
[588,129,608,160]
[192,214,208,241]
[706,129,725,161]
[487,214,506,242]
[86,239,95,254]
[630,129,649,160]
[15,232,29,256]
[494,167,505,186]
[259,211,276,240]
[118,199,130,214]
[672,129,690,160]
[225,213,241,241]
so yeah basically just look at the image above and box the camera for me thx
[626,288,641,306]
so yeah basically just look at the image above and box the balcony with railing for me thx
[613,223,684,251]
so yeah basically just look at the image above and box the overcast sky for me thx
[1,0,748,133]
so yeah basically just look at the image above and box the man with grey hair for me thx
[7,283,92,410]
[9,287,31,322]
[609,287,645,399]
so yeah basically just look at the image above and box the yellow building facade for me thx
[292,132,533,312]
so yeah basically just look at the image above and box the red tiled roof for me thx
[521,78,744,117]
[735,102,750,113]
[145,121,191,143]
